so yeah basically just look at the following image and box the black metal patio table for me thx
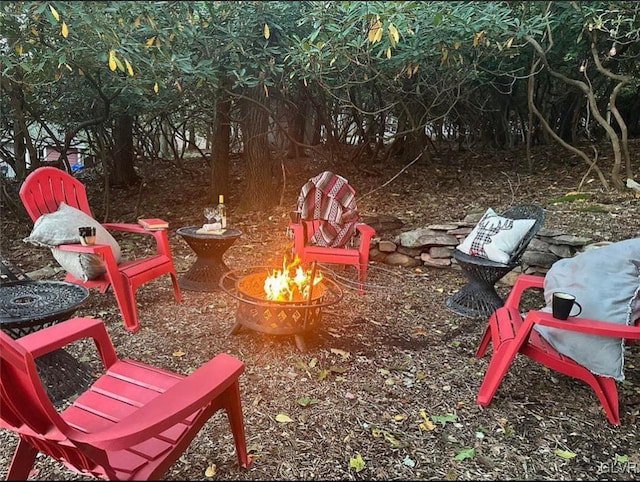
[0,278,93,405]
[0,279,90,337]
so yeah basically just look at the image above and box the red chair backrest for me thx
[19,166,93,222]
[0,331,112,475]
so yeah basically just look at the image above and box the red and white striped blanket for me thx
[296,171,360,247]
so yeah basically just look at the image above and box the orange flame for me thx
[264,255,323,301]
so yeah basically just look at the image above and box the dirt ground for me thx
[1,142,640,481]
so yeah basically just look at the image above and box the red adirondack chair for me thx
[475,274,640,425]
[0,316,251,480]
[19,166,182,332]
[289,172,375,294]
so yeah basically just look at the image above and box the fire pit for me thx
[219,264,343,352]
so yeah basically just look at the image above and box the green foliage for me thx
[550,193,592,203]
[1,1,638,193]
[577,205,607,213]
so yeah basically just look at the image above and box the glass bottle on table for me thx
[217,194,227,228]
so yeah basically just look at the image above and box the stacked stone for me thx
[366,213,593,274]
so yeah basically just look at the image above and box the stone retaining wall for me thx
[365,212,597,276]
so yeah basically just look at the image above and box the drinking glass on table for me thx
[204,206,220,224]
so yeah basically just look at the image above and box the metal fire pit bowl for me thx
[219,265,343,352]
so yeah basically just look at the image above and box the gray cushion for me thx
[534,238,640,380]
[23,202,122,281]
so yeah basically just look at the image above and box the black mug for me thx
[552,292,582,320]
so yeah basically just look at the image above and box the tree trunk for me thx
[239,86,277,212]
[111,114,139,186]
[398,100,430,164]
[286,86,307,159]
[3,73,38,179]
[211,85,231,205]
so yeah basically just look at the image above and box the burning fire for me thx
[264,255,323,301]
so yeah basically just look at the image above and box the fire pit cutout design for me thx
[220,265,343,352]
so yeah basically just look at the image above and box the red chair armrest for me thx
[102,222,151,234]
[16,317,118,368]
[355,223,375,239]
[77,353,244,451]
[54,243,113,255]
[503,274,545,310]
[289,221,307,253]
[102,222,172,256]
[527,310,640,339]
[55,242,122,276]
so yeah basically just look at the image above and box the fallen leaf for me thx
[275,413,293,423]
[418,409,436,431]
[204,464,216,477]
[554,448,577,459]
[349,453,366,472]
[172,350,185,357]
[615,453,629,463]
[330,348,350,359]
[297,395,320,407]
[454,448,475,460]
[383,430,401,447]
[432,413,457,426]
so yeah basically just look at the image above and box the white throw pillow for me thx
[23,202,122,281]
[457,208,536,264]
[535,238,640,381]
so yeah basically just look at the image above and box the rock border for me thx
[366,213,599,278]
